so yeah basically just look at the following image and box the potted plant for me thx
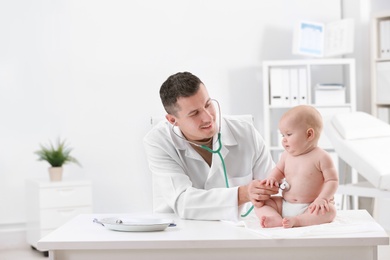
[35,138,81,181]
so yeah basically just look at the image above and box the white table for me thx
[38,210,389,260]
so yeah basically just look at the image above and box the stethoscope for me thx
[171,99,290,217]
[171,99,229,189]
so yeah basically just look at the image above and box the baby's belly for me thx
[283,191,316,204]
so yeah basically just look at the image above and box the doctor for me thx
[144,72,278,221]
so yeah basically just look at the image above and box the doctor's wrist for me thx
[238,185,250,206]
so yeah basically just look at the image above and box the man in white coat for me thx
[144,72,278,221]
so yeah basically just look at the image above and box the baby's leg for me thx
[254,196,283,228]
[283,203,337,228]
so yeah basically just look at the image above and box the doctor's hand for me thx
[247,180,279,208]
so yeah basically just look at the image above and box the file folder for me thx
[298,68,308,104]
[289,68,299,106]
[270,68,284,106]
[282,69,290,105]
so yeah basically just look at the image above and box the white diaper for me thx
[282,199,310,217]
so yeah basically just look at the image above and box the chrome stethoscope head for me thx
[279,179,290,191]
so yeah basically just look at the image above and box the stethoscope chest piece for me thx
[279,179,290,191]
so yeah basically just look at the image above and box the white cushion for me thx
[332,111,390,140]
[325,112,390,190]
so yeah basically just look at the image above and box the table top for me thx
[37,210,389,251]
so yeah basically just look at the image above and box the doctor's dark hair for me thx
[160,72,203,115]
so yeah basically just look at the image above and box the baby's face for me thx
[278,117,309,156]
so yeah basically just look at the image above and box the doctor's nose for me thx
[201,108,214,121]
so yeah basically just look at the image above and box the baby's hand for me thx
[260,178,279,188]
[308,198,330,215]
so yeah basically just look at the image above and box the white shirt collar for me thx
[169,117,238,151]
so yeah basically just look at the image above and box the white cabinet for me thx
[262,58,356,160]
[26,179,92,250]
[371,11,390,123]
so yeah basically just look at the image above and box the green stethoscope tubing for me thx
[201,132,254,218]
[200,133,228,188]
[171,99,254,218]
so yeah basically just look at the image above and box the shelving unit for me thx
[262,58,356,156]
[371,11,390,123]
[262,59,356,210]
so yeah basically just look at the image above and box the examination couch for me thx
[324,111,390,229]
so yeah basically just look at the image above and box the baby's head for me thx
[279,105,323,147]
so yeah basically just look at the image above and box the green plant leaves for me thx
[35,138,81,167]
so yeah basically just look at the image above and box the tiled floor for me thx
[1,236,390,260]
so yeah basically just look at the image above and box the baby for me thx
[255,105,338,228]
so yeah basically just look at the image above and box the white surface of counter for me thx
[38,210,389,260]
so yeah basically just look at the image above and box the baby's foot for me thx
[282,217,296,228]
[260,216,282,228]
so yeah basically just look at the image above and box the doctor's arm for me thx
[144,136,241,221]
[244,129,279,208]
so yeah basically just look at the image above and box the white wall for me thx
[0,0,342,226]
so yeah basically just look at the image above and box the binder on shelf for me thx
[282,69,291,105]
[385,20,390,58]
[298,68,308,104]
[289,68,299,106]
[379,20,386,58]
[270,67,308,106]
[379,20,390,59]
[269,68,284,106]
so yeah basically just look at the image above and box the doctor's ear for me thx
[166,114,177,125]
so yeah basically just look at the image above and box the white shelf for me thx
[374,58,390,62]
[262,58,356,151]
[268,104,354,109]
[371,11,390,123]
[262,58,355,66]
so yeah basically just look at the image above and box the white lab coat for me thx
[143,115,274,221]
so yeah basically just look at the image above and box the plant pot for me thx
[48,167,63,182]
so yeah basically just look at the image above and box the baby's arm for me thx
[261,152,287,187]
[309,151,339,214]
